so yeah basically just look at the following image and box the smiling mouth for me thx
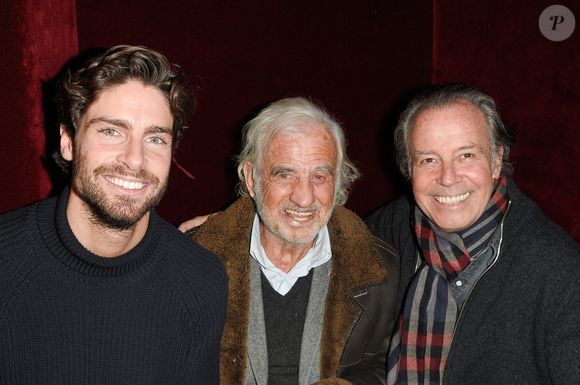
[285,208,316,222]
[435,192,470,204]
[105,176,146,190]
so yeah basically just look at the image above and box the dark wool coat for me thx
[366,178,580,385]
[192,197,399,385]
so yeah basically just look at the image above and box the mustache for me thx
[92,164,159,185]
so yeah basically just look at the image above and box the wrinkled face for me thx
[60,80,174,230]
[410,101,502,232]
[244,123,337,247]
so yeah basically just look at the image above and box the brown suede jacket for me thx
[191,197,399,385]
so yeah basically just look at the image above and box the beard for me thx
[71,154,168,231]
[253,177,332,246]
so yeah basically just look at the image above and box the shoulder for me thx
[491,183,580,306]
[189,197,254,262]
[0,202,46,319]
[153,220,228,322]
[0,201,43,259]
[328,206,396,286]
[505,181,578,261]
[372,235,399,269]
[330,205,386,251]
[0,201,37,229]
[154,215,228,290]
[329,205,399,263]
[365,195,413,236]
[365,195,417,261]
[330,205,369,232]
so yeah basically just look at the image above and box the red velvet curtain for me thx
[433,0,580,240]
[0,0,77,212]
[74,1,433,226]
[1,0,578,242]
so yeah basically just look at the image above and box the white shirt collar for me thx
[249,214,332,295]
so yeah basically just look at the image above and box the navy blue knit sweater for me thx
[0,189,228,384]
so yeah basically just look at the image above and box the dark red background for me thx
[1,0,578,242]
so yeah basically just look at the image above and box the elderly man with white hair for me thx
[186,97,399,385]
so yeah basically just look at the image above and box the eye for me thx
[273,172,296,184]
[99,127,120,136]
[146,135,168,145]
[312,173,329,184]
[460,152,475,160]
[419,157,437,166]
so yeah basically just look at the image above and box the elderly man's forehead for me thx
[270,120,335,143]
[256,124,337,170]
[412,102,489,134]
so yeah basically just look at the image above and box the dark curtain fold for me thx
[0,0,77,213]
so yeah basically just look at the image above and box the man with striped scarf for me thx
[366,84,580,385]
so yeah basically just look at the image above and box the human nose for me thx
[118,138,145,171]
[289,177,315,207]
[438,161,459,186]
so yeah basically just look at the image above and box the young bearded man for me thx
[0,45,227,384]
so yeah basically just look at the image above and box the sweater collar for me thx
[37,186,163,278]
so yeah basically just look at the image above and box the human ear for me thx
[243,162,256,198]
[60,125,74,161]
[492,146,504,179]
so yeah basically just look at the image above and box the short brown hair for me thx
[54,45,194,174]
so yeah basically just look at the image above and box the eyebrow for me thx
[85,117,128,129]
[146,126,173,135]
[270,165,334,175]
[271,166,294,176]
[456,144,486,154]
[315,165,335,174]
[413,144,479,156]
[85,117,172,134]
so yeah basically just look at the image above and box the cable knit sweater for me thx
[0,189,228,385]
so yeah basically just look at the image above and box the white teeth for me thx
[436,192,470,204]
[285,209,314,220]
[108,177,145,190]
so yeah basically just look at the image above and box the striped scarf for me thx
[387,177,509,385]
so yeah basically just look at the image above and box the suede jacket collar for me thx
[193,197,388,384]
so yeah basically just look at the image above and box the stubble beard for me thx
[71,155,167,231]
[253,177,332,246]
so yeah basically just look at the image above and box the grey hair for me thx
[236,97,360,206]
[394,83,515,179]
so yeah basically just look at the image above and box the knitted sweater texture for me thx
[0,190,228,385]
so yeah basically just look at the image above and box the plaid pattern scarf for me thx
[386,177,509,385]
